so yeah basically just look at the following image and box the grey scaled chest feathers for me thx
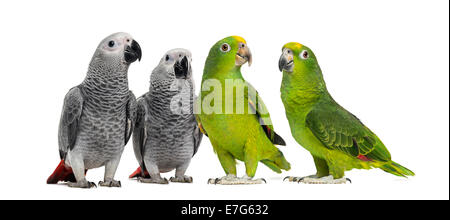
[130,48,203,184]
[47,32,142,188]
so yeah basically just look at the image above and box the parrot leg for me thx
[312,155,330,177]
[216,148,237,176]
[239,175,266,184]
[138,175,169,184]
[244,143,258,178]
[207,147,265,184]
[284,156,350,184]
[207,174,266,185]
[99,156,122,187]
[170,161,193,183]
[138,160,169,184]
[284,175,351,184]
[68,180,97,188]
[207,147,266,185]
[67,152,96,188]
[207,148,239,184]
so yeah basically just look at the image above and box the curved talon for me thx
[207,178,217,184]
[261,178,267,184]
[283,176,290,182]
[346,178,352,184]
[297,177,305,183]
[99,180,121,187]
[86,182,97,188]
[170,176,193,183]
[215,178,220,185]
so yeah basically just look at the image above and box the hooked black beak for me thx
[124,40,142,63]
[278,51,293,72]
[174,56,189,79]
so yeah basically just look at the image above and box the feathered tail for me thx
[380,161,415,177]
[261,150,291,173]
[47,160,76,184]
[129,167,150,179]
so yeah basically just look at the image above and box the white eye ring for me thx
[220,43,231,52]
[300,50,309,59]
[108,40,117,48]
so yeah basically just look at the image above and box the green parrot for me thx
[278,42,414,184]
[196,36,291,184]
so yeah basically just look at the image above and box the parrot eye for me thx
[300,50,309,59]
[108,40,115,48]
[165,55,170,61]
[220,43,230,52]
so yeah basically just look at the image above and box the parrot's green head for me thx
[278,42,325,90]
[278,42,320,74]
[204,36,252,75]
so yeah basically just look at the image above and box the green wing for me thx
[306,101,391,162]
[246,83,286,146]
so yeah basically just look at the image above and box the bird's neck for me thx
[82,65,130,98]
[202,65,243,82]
[281,70,326,110]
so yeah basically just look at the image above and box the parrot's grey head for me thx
[151,48,193,82]
[90,32,142,69]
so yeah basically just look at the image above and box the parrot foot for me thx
[207,174,266,185]
[68,180,97,188]
[170,175,193,183]
[138,177,169,184]
[99,179,121,187]
[284,175,350,184]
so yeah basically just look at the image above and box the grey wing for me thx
[58,86,84,160]
[125,91,137,145]
[192,124,203,156]
[192,95,203,156]
[132,96,148,169]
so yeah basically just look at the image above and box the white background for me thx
[0,0,448,200]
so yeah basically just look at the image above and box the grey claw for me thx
[346,178,352,184]
[297,177,305,183]
[283,176,289,182]
[99,180,121,187]
[207,178,216,184]
[261,178,267,184]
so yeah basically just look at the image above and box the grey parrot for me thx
[47,32,142,188]
[129,48,202,184]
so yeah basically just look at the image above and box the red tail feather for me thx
[47,160,76,184]
[129,167,150,179]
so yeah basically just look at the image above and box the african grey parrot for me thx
[47,32,142,188]
[129,48,202,184]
